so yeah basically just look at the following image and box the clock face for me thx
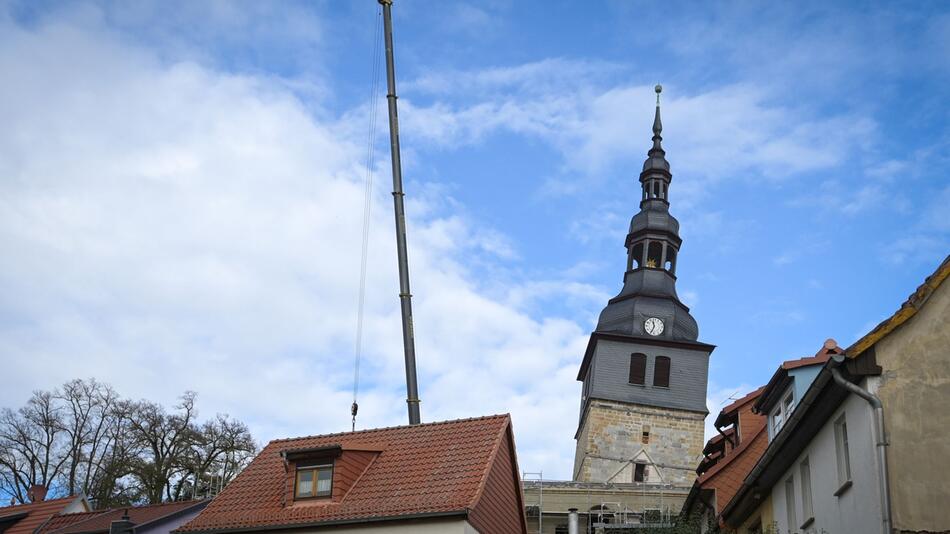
[644,317,664,336]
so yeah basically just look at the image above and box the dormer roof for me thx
[753,339,842,414]
[0,496,89,534]
[38,500,208,534]
[177,414,526,533]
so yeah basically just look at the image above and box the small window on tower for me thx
[665,248,677,273]
[629,353,646,385]
[647,242,662,268]
[634,463,647,482]
[654,356,671,388]
[653,181,660,198]
[632,243,644,269]
[642,430,650,444]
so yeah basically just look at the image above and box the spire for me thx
[641,83,670,175]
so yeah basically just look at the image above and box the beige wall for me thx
[275,518,478,534]
[873,278,950,532]
[729,494,773,534]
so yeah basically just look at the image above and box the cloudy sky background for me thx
[2,0,948,479]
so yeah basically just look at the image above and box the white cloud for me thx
[0,10,593,479]
[399,65,878,205]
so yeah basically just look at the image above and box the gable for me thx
[468,425,528,534]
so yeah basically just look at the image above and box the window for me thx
[631,243,644,269]
[770,388,794,437]
[629,353,646,385]
[641,428,650,444]
[835,414,852,486]
[785,476,797,534]
[654,356,670,388]
[647,241,662,268]
[634,463,647,482]
[800,457,813,523]
[665,248,677,273]
[295,463,333,499]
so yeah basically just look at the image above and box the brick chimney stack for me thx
[27,484,48,503]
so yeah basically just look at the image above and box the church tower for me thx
[573,86,713,487]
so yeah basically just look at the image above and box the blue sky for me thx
[1,0,948,480]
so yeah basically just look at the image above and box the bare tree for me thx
[0,390,70,502]
[0,381,257,506]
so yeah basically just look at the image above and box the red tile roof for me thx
[39,500,208,534]
[0,497,87,534]
[721,386,766,415]
[177,415,526,533]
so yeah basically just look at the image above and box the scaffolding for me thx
[522,471,544,534]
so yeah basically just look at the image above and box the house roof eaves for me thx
[172,511,468,534]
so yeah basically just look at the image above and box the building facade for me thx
[721,255,950,534]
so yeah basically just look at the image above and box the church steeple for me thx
[593,84,699,341]
[572,87,712,487]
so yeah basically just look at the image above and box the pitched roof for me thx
[714,386,765,429]
[753,339,842,414]
[177,415,526,533]
[39,501,208,534]
[847,254,950,358]
[0,497,87,534]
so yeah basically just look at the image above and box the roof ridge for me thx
[268,414,510,444]
[129,500,209,532]
[43,510,110,534]
[697,424,767,484]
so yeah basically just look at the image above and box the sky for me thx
[1,0,948,481]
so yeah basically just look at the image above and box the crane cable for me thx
[352,6,384,432]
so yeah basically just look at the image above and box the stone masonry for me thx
[574,399,704,487]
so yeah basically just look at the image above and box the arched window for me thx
[654,356,670,388]
[665,248,677,273]
[629,353,646,385]
[653,181,660,198]
[631,243,644,269]
[647,242,662,268]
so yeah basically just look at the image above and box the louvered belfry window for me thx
[629,353,647,385]
[654,356,671,387]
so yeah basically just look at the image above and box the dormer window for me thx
[770,388,794,437]
[282,445,342,501]
[295,462,333,499]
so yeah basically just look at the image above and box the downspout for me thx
[829,354,892,534]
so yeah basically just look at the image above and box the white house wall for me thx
[770,386,883,534]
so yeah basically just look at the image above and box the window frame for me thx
[834,414,852,489]
[770,388,794,437]
[800,457,814,524]
[784,476,797,534]
[633,462,647,482]
[653,356,671,388]
[294,462,334,500]
[629,353,647,386]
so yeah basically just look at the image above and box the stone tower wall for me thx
[574,398,704,487]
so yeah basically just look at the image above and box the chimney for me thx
[568,508,579,534]
[109,511,135,534]
[27,485,48,503]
